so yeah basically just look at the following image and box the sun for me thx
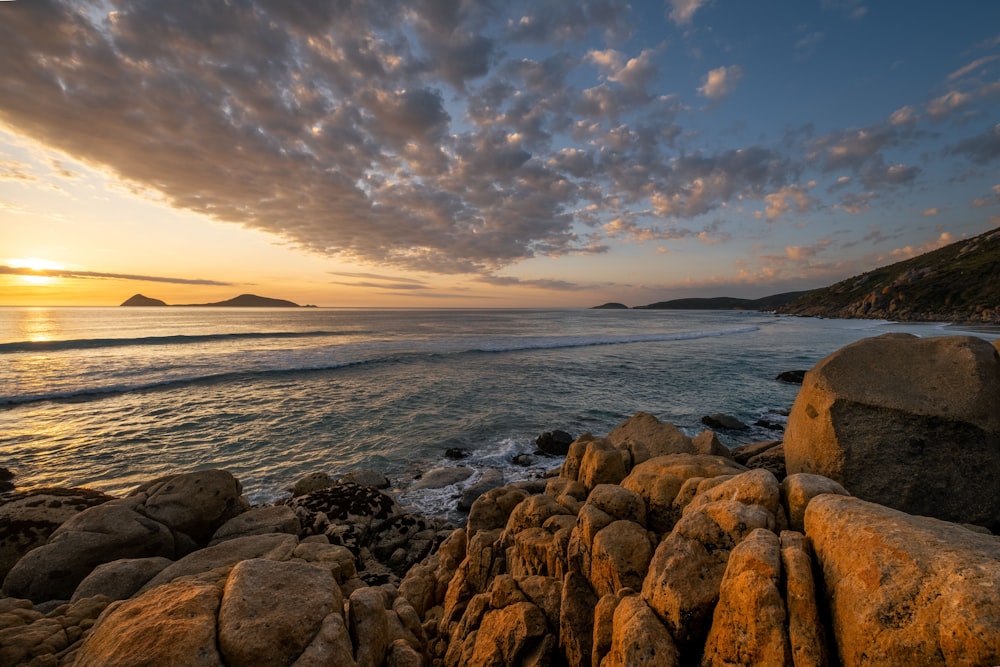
[6,257,65,286]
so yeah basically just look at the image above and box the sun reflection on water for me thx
[18,308,58,343]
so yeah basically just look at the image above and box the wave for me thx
[1,324,758,408]
[0,330,352,354]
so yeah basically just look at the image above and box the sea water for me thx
[1,307,995,517]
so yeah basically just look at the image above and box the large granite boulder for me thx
[2,503,176,603]
[784,334,1000,531]
[806,494,1000,666]
[72,578,224,666]
[129,469,249,544]
[0,486,111,581]
[607,412,696,466]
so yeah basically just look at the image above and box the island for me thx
[120,293,305,307]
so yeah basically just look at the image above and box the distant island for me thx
[121,294,310,308]
[596,226,999,324]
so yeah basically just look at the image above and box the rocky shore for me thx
[1,334,999,666]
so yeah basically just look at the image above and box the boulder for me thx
[72,578,223,666]
[559,571,597,667]
[0,594,111,666]
[0,486,112,581]
[466,601,552,666]
[621,454,747,534]
[3,503,176,603]
[294,612,357,666]
[744,443,786,481]
[410,467,473,490]
[218,558,337,666]
[460,469,505,511]
[589,520,653,598]
[71,556,173,603]
[291,472,336,497]
[607,412,695,465]
[806,494,1000,666]
[730,440,781,466]
[701,413,749,431]
[780,473,849,533]
[701,528,792,666]
[209,504,300,545]
[131,469,248,543]
[784,334,1000,531]
[577,439,628,491]
[776,370,807,384]
[691,430,732,458]
[341,469,391,489]
[349,586,389,667]
[604,595,679,667]
[585,484,646,525]
[536,430,574,456]
[140,533,298,591]
[780,531,830,667]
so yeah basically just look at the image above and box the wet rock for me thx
[535,430,574,456]
[512,453,535,467]
[445,448,470,460]
[410,467,473,490]
[701,413,749,431]
[459,469,504,511]
[775,370,807,384]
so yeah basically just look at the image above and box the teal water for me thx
[1,307,994,514]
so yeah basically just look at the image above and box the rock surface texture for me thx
[2,349,1000,666]
[784,333,1000,531]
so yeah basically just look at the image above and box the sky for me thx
[1,0,998,308]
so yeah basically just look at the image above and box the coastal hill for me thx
[121,293,304,307]
[635,292,807,311]
[776,227,1000,323]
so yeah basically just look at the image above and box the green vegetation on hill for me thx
[635,292,808,311]
[777,227,1000,324]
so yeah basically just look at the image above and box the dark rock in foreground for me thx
[535,429,574,456]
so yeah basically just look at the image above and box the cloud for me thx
[698,65,743,99]
[928,91,974,119]
[784,239,832,261]
[923,208,940,216]
[476,276,591,291]
[0,266,232,285]
[888,106,918,127]
[949,124,1000,165]
[667,0,708,26]
[0,160,36,181]
[761,183,818,221]
[888,232,954,259]
[947,56,999,82]
[971,184,1000,208]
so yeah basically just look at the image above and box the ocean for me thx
[2,307,996,518]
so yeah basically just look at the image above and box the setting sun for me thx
[6,257,65,286]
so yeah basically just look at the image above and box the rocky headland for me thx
[1,334,999,666]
